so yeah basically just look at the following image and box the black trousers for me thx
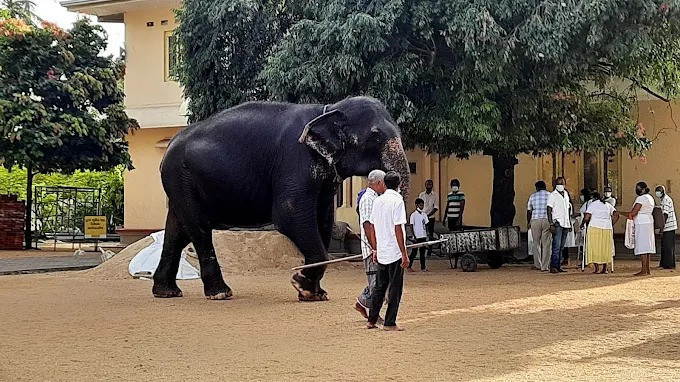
[368,259,404,327]
[409,237,427,270]
[660,230,676,269]
[448,217,462,231]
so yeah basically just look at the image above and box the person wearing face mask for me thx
[618,182,655,276]
[547,177,572,273]
[656,185,677,269]
[444,179,466,231]
[603,186,616,206]
[408,198,429,272]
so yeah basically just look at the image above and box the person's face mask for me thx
[579,195,585,203]
[417,207,423,212]
[556,185,565,192]
[656,191,664,198]
[604,192,612,198]
[451,186,459,192]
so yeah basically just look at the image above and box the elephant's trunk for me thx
[381,138,411,202]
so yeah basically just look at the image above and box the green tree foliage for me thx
[0,18,137,247]
[0,0,37,24]
[175,0,305,122]
[177,0,680,226]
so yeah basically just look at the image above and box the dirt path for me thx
[2,260,680,381]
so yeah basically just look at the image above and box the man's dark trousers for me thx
[368,259,404,327]
[409,237,427,270]
[550,222,569,270]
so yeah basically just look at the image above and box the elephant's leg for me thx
[317,195,335,251]
[186,225,232,300]
[153,208,190,298]
[275,197,329,302]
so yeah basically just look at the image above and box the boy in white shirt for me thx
[408,198,429,272]
[367,171,408,331]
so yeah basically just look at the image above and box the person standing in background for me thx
[527,181,552,271]
[604,186,617,206]
[656,185,677,269]
[408,198,429,272]
[418,179,438,257]
[582,192,619,274]
[445,179,466,231]
[547,177,572,273]
[619,182,655,276]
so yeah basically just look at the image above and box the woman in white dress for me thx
[619,182,656,276]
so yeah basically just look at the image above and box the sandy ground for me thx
[2,257,680,381]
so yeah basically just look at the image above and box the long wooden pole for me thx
[291,238,448,271]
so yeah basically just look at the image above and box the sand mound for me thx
[80,236,154,280]
[211,230,303,275]
[81,230,303,280]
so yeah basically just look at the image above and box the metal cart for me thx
[439,226,521,271]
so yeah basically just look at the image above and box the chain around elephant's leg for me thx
[292,265,329,302]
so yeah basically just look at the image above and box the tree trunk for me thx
[24,165,34,250]
[490,154,518,228]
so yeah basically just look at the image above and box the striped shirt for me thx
[527,190,550,220]
[358,187,379,259]
[445,192,466,219]
[661,195,677,232]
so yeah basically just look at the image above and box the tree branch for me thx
[627,77,671,102]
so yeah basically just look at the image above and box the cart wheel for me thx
[486,251,505,269]
[460,253,477,272]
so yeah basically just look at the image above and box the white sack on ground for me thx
[128,230,200,280]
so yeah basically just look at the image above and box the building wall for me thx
[124,6,187,128]
[124,127,182,229]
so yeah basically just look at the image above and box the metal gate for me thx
[32,186,102,248]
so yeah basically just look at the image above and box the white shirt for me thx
[604,197,616,207]
[547,190,572,228]
[661,195,678,231]
[418,190,439,219]
[370,189,407,264]
[410,210,428,239]
[585,200,616,230]
[358,187,378,259]
[634,194,655,225]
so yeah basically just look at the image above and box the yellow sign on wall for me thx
[84,216,107,239]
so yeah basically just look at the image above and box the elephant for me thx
[152,96,411,301]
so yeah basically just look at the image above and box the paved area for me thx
[0,254,102,275]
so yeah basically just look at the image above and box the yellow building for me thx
[64,0,680,244]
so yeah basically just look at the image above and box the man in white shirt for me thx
[547,177,572,273]
[418,179,439,239]
[354,170,386,319]
[367,171,408,331]
[656,185,677,269]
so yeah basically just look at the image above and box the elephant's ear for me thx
[298,109,347,164]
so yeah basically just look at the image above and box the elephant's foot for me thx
[204,280,233,300]
[291,272,328,302]
[152,282,183,298]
